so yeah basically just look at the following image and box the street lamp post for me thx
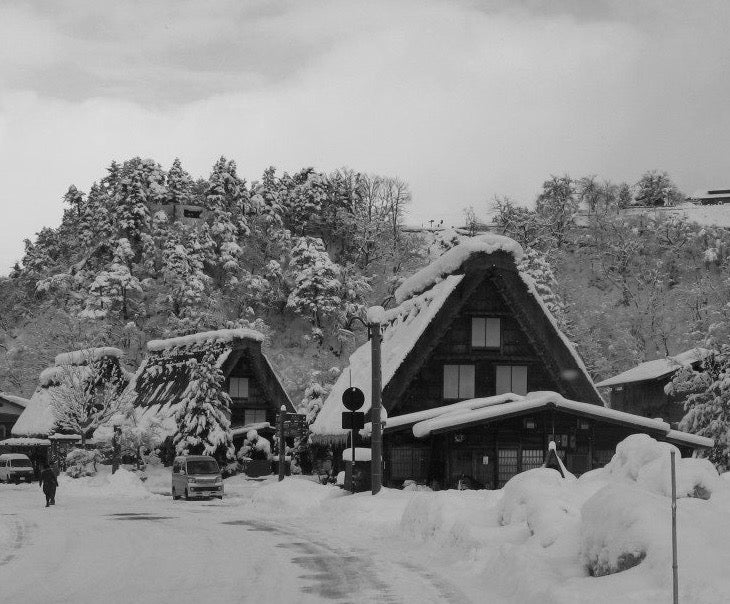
[367,307,385,495]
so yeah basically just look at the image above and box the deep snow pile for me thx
[60,467,154,499]
[249,434,730,603]
[250,476,345,514]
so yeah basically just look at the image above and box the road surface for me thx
[0,480,472,604]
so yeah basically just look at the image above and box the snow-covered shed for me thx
[0,391,29,441]
[312,234,602,446]
[595,348,712,425]
[689,188,730,205]
[131,329,294,441]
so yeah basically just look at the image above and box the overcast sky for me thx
[1,0,729,274]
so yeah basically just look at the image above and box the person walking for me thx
[39,463,58,507]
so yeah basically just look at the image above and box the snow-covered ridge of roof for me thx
[0,437,51,447]
[54,347,123,366]
[310,275,464,440]
[394,234,524,303]
[408,391,710,449]
[595,348,711,388]
[0,392,29,408]
[147,328,264,352]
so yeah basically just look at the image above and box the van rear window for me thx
[187,460,219,474]
[10,459,32,468]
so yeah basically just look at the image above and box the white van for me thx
[171,455,223,500]
[0,454,35,483]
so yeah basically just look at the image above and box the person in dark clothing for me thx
[39,463,58,507]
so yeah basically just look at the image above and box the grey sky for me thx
[1,0,729,273]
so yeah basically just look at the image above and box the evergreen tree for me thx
[535,175,578,248]
[166,158,193,206]
[635,170,684,207]
[668,350,730,470]
[286,236,342,332]
[173,346,235,460]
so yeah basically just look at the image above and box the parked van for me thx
[171,455,223,500]
[0,454,35,483]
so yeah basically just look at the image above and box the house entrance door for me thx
[448,448,495,489]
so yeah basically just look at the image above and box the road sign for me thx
[342,387,365,411]
[282,413,308,439]
[342,411,365,430]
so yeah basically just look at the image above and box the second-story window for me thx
[229,377,249,399]
[471,317,500,348]
[443,364,475,399]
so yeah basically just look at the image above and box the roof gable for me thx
[132,330,293,414]
[311,238,601,440]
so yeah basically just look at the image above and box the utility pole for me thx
[278,405,286,482]
[370,319,382,495]
[671,451,679,604]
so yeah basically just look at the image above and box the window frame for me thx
[229,377,250,400]
[470,317,501,350]
[443,364,476,400]
[243,408,268,426]
[495,365,528,396]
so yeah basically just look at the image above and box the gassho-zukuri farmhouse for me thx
[311,234,712,489]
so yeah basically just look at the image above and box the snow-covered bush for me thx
[237,430,272,461]
[66,448,102,478]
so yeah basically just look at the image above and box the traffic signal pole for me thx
[371,321,382,495]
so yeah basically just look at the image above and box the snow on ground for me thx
[2,434,730,603]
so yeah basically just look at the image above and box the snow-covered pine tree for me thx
[166,158,194,206]
[173,345,235,460]
[286,236,342,335]
[204,157,250,284]
[667,350,730,470]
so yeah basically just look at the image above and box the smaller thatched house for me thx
[131,328,294,447]
[4,347,131,468]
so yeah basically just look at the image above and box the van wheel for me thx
[184,488,190,501]
[172,488,180,501]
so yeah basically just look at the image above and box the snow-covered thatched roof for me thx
[311,234,600,442]
[132,328,293,414]
[12,347,129,438]
[595,348,712,388]
[396,391,713,450]
[311,275,464,442]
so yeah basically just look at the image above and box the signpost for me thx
[370,321,383,495]
[341,387,365,493]
[278,405,286,482]
[671,451,679,604]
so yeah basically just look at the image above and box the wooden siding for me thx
[608,379,686,425]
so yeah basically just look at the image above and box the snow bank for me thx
[250,477,346,514]
[603,434,720,498]
[147,328,263,352]
[60,468,154,499]
[341,447,372,462]
[394,233,523,303]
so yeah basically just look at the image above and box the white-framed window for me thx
[495,365,528,396]
[244,408,267,425]
[471,317,501,348]
[229,377,249,399]
[443,365,475,399]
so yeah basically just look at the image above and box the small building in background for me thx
[689,189,730,205]
[132,328,295,448]
[595,348,712,426]
[0,392,29,441]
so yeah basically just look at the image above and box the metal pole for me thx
[671,451,678,604]
[278,405,286,482]
[351,427,356,494]
[371,322,382,495]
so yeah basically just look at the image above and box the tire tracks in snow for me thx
[226,517,472,603]
[0,514,26,567]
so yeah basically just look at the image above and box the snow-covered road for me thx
[0,480,472,604]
